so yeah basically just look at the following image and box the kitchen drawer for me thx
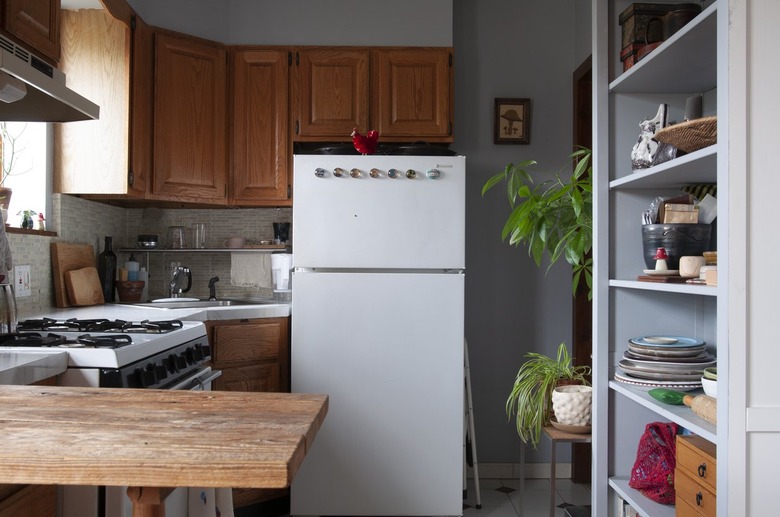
[675,469,716,517]
[675,495,708,517]
[212,322,282,363]
[677,435,717,493]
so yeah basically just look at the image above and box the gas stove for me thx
[0,318,211,389]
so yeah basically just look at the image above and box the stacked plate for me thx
[614,335,715,391]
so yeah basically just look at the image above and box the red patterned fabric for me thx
[628,421,679,504]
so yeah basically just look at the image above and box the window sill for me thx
[5,226,57,237]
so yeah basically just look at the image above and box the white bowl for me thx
[701,376,717,398]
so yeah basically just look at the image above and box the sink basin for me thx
[126,299,275,309]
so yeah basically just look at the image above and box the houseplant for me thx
[481,147,593,299]
[505,342,591,448]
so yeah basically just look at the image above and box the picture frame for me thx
[494,98,531,144]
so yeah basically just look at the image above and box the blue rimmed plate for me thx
[629,336,706,348]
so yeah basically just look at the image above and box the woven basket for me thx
[654,116,717,153]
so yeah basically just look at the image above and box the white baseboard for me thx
[467,462,571,480]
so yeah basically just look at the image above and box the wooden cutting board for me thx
[51,242,99,308]
[64,267,104,306]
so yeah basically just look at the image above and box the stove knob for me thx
[155,364,168,380]
[167,354,178,373]
[426,169,441,179]
[175,354,187,370]
[370,168,381,178]
[388,168,399,178]
[191,345,205,361]
[135,366,156,388]
[406,169,416,179]
[350,168,362,178]
[314,168,326,178]
[333,167,345,177]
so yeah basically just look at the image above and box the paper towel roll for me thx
[271,253,292,290]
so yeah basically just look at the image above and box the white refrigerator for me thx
[291,154,465,516]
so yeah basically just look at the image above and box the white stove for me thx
[0,318,212,389]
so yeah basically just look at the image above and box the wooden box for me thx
[618,3,672,50]
[675,435,716,516]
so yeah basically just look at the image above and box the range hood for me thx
[0,35,99,122]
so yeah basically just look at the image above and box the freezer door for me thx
[291,271,464,516]
[293,155,465,269]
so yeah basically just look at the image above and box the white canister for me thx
[679,255,706,278]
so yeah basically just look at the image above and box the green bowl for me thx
[703,366,717,380]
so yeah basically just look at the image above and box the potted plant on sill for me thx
[482,148,593,448]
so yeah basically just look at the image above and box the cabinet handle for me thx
[698,463,707,477]
[696,492,703,506]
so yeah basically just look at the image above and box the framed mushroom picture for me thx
[494,98,531,144]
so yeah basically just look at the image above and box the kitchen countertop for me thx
[0,385,327,516]
[30,299,291,322]
[0,351,69,385]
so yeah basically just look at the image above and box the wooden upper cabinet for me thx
[371,48,452,141]
[54,9,130,195]
[230,49,290,205]
[1,0,60,64]
[293,48,369,140]
[152,32,227,203]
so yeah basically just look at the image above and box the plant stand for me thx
[542,426,592,517]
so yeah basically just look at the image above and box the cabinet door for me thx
[153,32,227,203]
[54,9,131,195]
[230,49,290,205]
[214,363,281,392]
[370,49,452,141]
[0,484,55,517]
[1,0,59,64]
[293,48,369,140]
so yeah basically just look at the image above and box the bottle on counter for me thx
[124,254,140,281]
[98,236,117,302]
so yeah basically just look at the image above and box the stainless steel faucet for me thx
[169,266,192,298]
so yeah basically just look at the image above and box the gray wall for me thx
[127,0,453,46]
[454,0,579,465]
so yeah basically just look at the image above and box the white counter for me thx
[30,300,291,322]
[0,351,69,385]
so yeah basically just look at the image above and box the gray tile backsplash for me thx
[8,194,291,318]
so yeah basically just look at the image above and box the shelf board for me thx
[609,477,675,517]
[610,380,716,442]
[118,247,289,253]
[609,279,718,296]
[610,146,717,190]
[610,3,717,94]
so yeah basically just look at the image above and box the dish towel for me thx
[230,253,272,288]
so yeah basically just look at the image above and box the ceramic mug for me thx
[224,236,246,249]
[679,255,706,278]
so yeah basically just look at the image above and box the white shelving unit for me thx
[592,1,727,516]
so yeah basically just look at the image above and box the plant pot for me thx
[551,385,592,426]
[641,223,711,270]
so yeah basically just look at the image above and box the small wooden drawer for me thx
[675,469,716,517]
[676,435,717,493]
[212,322,282,363]
[675,495,708,517]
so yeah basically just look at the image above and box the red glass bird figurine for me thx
[351,127,379,155]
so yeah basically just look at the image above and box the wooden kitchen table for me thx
[0,385,328,517]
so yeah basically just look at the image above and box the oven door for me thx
[168,366,222,391]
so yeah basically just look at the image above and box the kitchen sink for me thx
[126,299,277,309]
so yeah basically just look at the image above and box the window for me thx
[0,121,49,228]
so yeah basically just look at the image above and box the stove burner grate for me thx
[17,318,184,334]
[0,332,135,348]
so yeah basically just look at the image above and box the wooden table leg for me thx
[127,486,175,517]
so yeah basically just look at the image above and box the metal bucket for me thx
[641,224,712,269]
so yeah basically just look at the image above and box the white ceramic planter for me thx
[552,385,592,426]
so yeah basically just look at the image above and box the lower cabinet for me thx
[207,317,290,393]
[0,485,56,517]
[206,316,291,509]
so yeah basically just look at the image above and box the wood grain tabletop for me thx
[0,385,328,489]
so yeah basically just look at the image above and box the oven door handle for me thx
[168,367,222,391]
